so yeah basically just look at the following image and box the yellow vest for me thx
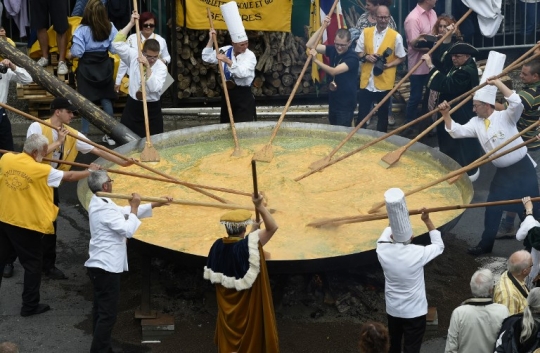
[41,120,79,171]
[360,27,398,91]
[0,153,58,234]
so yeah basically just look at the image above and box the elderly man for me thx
[445,269,509,353]
[112,12,167,137]
[85,170,170,353]
[422,42,482,180]
[26,97,133,280]
[202,2,257,124]
[493,250,532,315]
[403,0,438,136]
[355,5,406,132]
[204,193,279,353]
[377,188,444,353]
[306,15,359,127]
[0,134,99,317]
[439,78,540,255]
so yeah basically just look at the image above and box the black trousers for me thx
[220,86,256,124]
[87,267,121,353]
[121,95,163,138]
[41,187,59,271]
[0,108,13,152]
[356,89,391,132]
[387,314,426,353]
[0,221,43,314]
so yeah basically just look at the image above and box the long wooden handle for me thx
[96,192,255,211]
[368,136,538,213]
[0,101,230,203]
[321,9,474,162]
[132,0,152,146]
[207,8,241,152]
[264,0,341,146]
[308,196,540,227]
[297,47,540,181]
[0,149,251,197]
[251,160,260,222]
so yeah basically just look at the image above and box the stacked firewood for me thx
[175,28,318,99]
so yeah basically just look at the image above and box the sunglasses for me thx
[143,23,155,28]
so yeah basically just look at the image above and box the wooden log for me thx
[0,40,136,143]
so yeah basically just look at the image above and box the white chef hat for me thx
[473,51,506,105]
[220,1,248,43]
[384,188,413,242]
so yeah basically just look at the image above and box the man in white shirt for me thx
[85,170,171,353]
[0,58,32,153]
[444,269,509,353]
[202,2,257,124]
[439,78,540,255]
[377,188,444,353]
[112,12,167,138]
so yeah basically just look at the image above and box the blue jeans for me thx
[405,74,428,123]
[81,99,114,135]
[521,1,540,36]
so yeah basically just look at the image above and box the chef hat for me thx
[473,51,506,105]
[220,1,248,43]
[384,188,413,242]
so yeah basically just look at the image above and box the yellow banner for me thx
[176,0,292,32]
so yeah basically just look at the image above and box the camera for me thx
[373,47,393,76]
[0,64,8,74]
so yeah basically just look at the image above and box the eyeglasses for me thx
[377,16,390,20]
[143,23,155,28]
[334,43,349,48]
[472,103,484,109]
[107,179,114,183]
[451,54,466,58]
[143,53,159,61]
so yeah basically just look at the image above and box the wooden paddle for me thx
[367,135,539,214]
[307,196,540,227]
[207,8,243,157]
[307,9,474,171]
[251,160,260,222]
[379,96,472,168]
[132,2,160,162]
[295,48,540,181]
[0,149,252,197]
[96,192,273,212]
[251,0,341,163]
[0,101,232,204]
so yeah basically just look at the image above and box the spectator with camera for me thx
[355,5,406,132]
[306,15,359,127]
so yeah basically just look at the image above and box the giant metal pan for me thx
[77,122,473,273]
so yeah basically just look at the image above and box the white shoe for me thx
[102,135,116,146]
[388,115,395,125]
[37,57,49,67]
[57,61,68,75]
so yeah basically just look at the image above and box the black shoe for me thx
[2,263,14,278]
[401,127,418,139]
[21,303,50,317]
[43,267,67,280]
[467,246,490,256]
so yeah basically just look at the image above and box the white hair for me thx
[87,170,109,193]
[23,134,48,154]
[521,288,540,343]
[470,269,493,298]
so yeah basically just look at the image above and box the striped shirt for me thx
[507,81,540,150]
[493,271,529,315]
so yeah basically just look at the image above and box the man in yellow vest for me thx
[0,134,100,317]
[355,5,406,132]
[24,97,133,280]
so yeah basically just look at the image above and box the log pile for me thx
[175,28,319,100]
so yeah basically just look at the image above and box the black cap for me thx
[50,97,77,112]
[447,42,479,57]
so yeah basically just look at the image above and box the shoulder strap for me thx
[508,271,529,299]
